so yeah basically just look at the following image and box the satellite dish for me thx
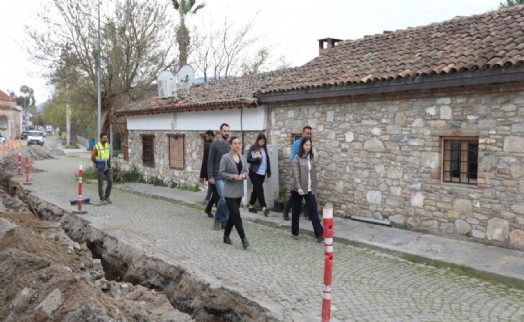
[177,64,195,89]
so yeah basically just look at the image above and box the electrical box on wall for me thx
[243,145,279,209]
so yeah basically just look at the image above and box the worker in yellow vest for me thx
[91,133,113,205]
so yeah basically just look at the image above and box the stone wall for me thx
[127,130,262,188]
[268,86,524,249]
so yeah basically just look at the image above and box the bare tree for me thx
[26,0,177,134]
[191,17,259,81]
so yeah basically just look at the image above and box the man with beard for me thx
[207,123,231,229]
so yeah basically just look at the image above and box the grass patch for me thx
[178,183,200,192]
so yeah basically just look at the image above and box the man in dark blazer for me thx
[200,130,216,217]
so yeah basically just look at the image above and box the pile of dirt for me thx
[0,212,192,321]
[0,211,193,322]
[0,143,194,321]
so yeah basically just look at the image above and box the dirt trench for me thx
[0,147,280,322]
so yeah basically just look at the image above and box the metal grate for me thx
[443,139,478,185]
[142,135,154,167]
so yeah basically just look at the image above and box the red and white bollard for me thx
[23,156,32,185]
[73,165,87,214]
[18,153,22,175]
[322,203,334,322]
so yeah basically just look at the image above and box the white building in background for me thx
[0,90,22,139]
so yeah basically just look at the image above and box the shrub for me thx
[150,176,168,187]
[178,183,200,192]
[78,164,144,183]
[114,167,143,183]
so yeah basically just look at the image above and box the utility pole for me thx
[65,82,70,146]
[97,0,102,140]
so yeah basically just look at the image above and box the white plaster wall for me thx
[127,114,175,130]
[173,107,267,131]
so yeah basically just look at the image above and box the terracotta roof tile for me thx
[260,5,524,95]
[0,90,13,102]
[116,69,290,116]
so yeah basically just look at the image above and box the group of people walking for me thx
[200,124,324,249]
[91,125,324,249]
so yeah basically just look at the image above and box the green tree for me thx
[27,0,177,135]
[171,0,205,68]
[240,48,290,77]
[8,86,36,112]
[499,0,524,7]
[241,48,270,77]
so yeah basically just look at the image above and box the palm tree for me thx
[500,0,524,7]
[171,0,205,68]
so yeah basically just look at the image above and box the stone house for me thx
[0,90,22,139]
[116,6,524,249]
[257,6,524,249]
[114,70,287,201]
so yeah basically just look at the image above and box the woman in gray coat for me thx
[219,136,250,249]
[291,137,324,241]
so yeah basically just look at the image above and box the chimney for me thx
[318,38,342,55]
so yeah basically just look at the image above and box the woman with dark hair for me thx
[291,137,323,241]
[246,134,271,216]
[219,136,250,249]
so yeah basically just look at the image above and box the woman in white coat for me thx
[219,136,250,249]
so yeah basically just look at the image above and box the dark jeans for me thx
[291,191,323,238]
[205,183,218,213]
[224,197,246,239]
[248,171,266,208]
[97,168,113,200]
[284,191,302,214]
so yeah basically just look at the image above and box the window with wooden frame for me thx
[142,135,155,167]
[291,133,301,145]
[168,134,185,170]
[442,137,478,185]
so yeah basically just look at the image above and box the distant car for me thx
[0,135,5,144]
[46,125,53,133]
[27,130,45,146]
[21,131,29,140]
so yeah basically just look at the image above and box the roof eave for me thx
[114,99,258,117]
[258,66,524,103]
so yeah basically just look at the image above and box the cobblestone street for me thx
[19,150,524,321]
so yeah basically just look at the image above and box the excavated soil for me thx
[0,143,278,322]
[0,146,194,322]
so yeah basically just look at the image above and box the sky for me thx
[0,0,501,105]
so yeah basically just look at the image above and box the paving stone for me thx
[20,150,524,321]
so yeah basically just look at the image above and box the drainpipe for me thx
[240,107,247,206]
[351,215,392,226]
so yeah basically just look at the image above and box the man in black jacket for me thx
[200,130,216,217]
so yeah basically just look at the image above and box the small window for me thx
[291,133,301,145]
[168,134,185,170]
[142,135,155,167]
[442,138,478,185]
